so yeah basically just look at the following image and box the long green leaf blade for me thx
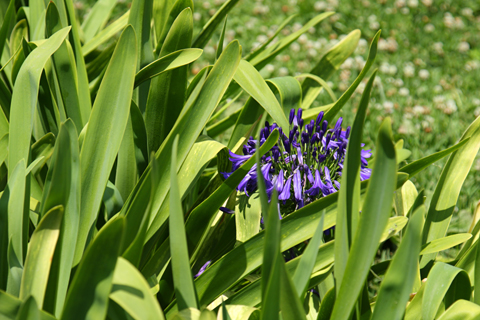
[331,117,397,320]
[19,206,63,307]
[61,218,126,320]
[170,136,198,311]
[75,26,137,264]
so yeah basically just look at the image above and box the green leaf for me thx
[155,0,193,53]
[41,120,80,316]
[323,31,380,123]
[63,0,92,123]
[317,287,335,320]
[422,262,471,320]
[82,11,130,55]
[216,16,227,59]
[0,290,56,320]
[0,0,15,65]
[278,254,307,320]
[19,206,63,307]
[291,211,324,297]
[261,191,281,302]
[15,296,40,320]
[420,234,472,255]
[110,257,165,320]
[260,250,280,320]
[8,27,70,171]
[192,0,239,48]
[61,218,126,320]
[46,3,87,131]
[380,216,409,243]
[267,77,303,115]
[6,160,27,282]
[331,117,397,320]
[334,70,376,291]
[371,206,425,320]
[233,60,289,131]
[399,138,469,178]
[170,135,198,311]
[128,0,154,110]
[475,238,480,304]
[296,74,336,104]
[115,110,139,201]
[437,299,480,320]
[301,29,360,109]
[394,180,418,217]
[144,8,194,153]
[75,25,137,264]
[135,48,201,88]
[0,134,8,167]
[421,114,480,268]
[80,0,118,42]
[227,98,263,150]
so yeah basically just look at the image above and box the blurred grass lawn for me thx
[75,0,480,235]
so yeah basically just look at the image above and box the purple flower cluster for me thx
[222,109,372,212]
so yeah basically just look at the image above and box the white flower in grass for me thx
[458,41,470,53]
[307,48,318,58]
[473,98,480,107]
[341,57,354,70]
[403,64,415,78]
[412,105,425,116]
[401,7,410,14]
[202,2,210,9]
[433,42,444,54]
[204,46,215,57]
[475,107,480,118]
[355,56,366,70]
[395,0,406,7]
[434,85,443,93]
[424,23,435,33]
[380,62,390,74]
[293,23,303,32]
[314,1,327,11]
[394,78,404,87]
[444,13,454,28]
[278,67,289,77]
[383,101,394,113]
[407,0,418,8]
[419,69,429,80]
[298,34,308,45]
[265,64,275,74]
[389,65,398,75]
[291,42,301,52]
[421,0,432,6]
[433,95,445,104]
[465,60,480,71]
[193,12,202,21]
[461,8,473,18]
[399,87,410,96]
[370,21,380,30]
[444,99,457,115]
[257,35,268,43]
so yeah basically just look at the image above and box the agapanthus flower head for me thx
[222,109,372,213]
